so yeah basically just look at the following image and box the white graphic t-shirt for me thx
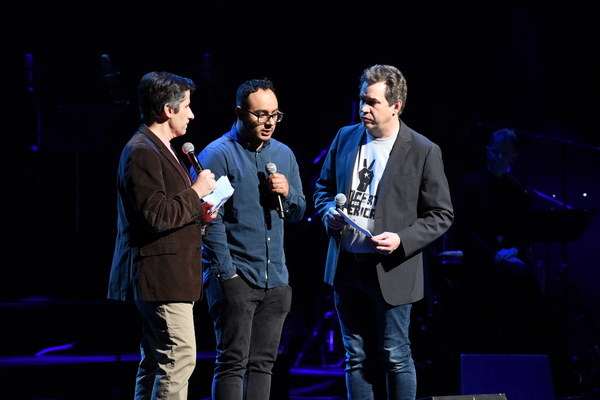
[342,131,397,253]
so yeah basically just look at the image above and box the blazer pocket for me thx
[139,242,178,257]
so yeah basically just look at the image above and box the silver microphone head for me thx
[266,163,277,174]
[335,193,347,209]
[182,142,195,154]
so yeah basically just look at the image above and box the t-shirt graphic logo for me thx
[357,159,375,192]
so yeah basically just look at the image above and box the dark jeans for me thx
[204,272,292,400]
[334,255,416,400]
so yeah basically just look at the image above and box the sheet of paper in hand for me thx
[339,209,372,237]
[203,175,234,213]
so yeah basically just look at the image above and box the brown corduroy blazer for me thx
[108,125,205,302]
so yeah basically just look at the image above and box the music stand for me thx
[526,208,597,243]
[526,208,597,295]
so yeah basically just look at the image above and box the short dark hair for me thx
[359,65,408,115]
[489,128,518,150]
[235,78,276,108]
[138,71,196,123]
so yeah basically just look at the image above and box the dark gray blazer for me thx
[314,122,453,306]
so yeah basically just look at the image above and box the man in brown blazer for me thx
[108,71,217,400]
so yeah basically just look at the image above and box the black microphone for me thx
[266,163,285,219]
[182,142,203,174]
[335,193,346,210]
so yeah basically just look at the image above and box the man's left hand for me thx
[201,202,219,222]
[371,232,401,255]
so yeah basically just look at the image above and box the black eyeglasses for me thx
[244,109,284,123]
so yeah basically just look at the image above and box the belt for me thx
[341,251,381,262]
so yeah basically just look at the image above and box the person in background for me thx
[453,128,548,354]
[108,71,217,400]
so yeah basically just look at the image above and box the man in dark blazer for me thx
[108,71,217,400]
[314,65,453,400]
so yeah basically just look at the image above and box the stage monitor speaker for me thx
[418,395,506,400]
[460,354,554,400]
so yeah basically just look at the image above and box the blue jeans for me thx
[204,272,292,400]
[334,255,416,400]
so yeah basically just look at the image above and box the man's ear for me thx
[393,100,402,116]
[234,106,244,119]
[163,103,175,119]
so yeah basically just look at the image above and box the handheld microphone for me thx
[266,163,285,219]
[182,142,203,174]
[335,193,347,210]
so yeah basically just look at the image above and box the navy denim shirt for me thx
[199,125,306,288]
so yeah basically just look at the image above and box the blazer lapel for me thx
[340,125,367,196]
[141,126,191,187]
[377,122,411,201]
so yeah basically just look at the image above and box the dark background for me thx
[8,0,599,376]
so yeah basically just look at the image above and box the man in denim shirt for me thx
[199,78,306,400]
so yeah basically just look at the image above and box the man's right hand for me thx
[192,169,216,199]
[326,207,347,230]
[494,247,523,264]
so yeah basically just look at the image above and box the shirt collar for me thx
[229,123,271,152]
